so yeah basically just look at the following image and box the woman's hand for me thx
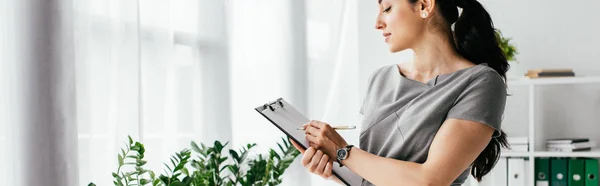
[290,139,334,180]
[303,120,349,161]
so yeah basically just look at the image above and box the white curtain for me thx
[0,0,360,185]
[0,0,78,185]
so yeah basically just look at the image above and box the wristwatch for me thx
[336,145,354,167]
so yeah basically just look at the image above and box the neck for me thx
[410,33,466,76]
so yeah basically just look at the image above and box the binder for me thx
[508,158,526,186]
[480,157,507,186]
[255,98,363,186]
[585,159,599,186]
[535,158,550,186]
[568,159,585,186]
[551,158,568,186]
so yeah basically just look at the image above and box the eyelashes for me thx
[383,6,391,13]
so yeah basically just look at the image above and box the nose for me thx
[375,15,385,30]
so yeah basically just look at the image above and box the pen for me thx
[296,126,356,130]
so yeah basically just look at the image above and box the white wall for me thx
[479,0,600,77]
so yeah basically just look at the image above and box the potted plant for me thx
[88,136,300,186]
[495,29,518,62]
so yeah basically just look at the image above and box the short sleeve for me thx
[359,66,382,115]
[447,71,507,137]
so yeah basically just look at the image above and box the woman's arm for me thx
[306,119,495,185]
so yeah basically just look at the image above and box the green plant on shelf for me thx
[88,136,300,186]
[495,29,519,63]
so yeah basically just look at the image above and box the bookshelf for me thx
[500,76,600,186]
[501,148,600,158]
[507,76,600,86]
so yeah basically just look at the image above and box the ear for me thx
[418,0,436,18]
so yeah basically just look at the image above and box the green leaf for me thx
[277,143,285,154]
[118,154,124,166]
[163,163,173,172]
[214,141,222,152]
[87,182,96,186]
[219,157,228,164]
[229,149,240,162]
[140,178,150,185]
[270,149,280,160]
[170,157,177,168]
[227,165,238,174]
[128,135,133,145]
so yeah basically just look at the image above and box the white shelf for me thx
[507,76,600,85]
[500,151,530,157]
[533,148,600,158]
[497,76,600,186]
[500,149,600,158]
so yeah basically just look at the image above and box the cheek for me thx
[387,12,421,48]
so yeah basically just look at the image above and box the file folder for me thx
[508,158,526,186]
[585,158,598,186]
[255,98,363,186]
[551,158,568,186]
[568,159,585,186]
[536,158,550,186]
[481,157,507,186]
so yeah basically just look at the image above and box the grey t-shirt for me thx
[359,63,507,186]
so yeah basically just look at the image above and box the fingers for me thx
[290,138,305,154]
[323,160,333,179]
[308,150,324,173]
[299,148,333,179]
[314,153,329,175]
[301,147,316,167]
[306,134,318,145]
[304,125,319,137]
[308,120,327,129]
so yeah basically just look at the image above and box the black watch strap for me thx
[337,145,354,167]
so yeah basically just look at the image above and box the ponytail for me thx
[453,0,510,80]
[449,0,511,181]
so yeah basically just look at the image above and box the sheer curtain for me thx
[1,0,359,185]
[74,0,235,184]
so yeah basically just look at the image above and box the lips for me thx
[383,33,391,42]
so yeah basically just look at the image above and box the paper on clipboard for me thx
[254,98,363,186]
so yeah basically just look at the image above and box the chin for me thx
[388,45,405,53]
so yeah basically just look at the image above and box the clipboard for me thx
[255,98,363,186]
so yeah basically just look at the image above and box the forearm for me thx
[341,147,440,186]
[331,176,344,185]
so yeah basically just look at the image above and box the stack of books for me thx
[546,138,596,152]
[503,137,529,152]
[525,68,575,78]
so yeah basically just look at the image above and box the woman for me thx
[291,0,510,185]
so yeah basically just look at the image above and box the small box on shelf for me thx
[546,138,597,153]
[503,136,529,152]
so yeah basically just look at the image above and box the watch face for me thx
[337,149,347,160]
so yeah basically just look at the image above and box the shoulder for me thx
[449,63,505,88]
[466,64,505,88]
[366,64,396,85]
[452,64,507,101]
